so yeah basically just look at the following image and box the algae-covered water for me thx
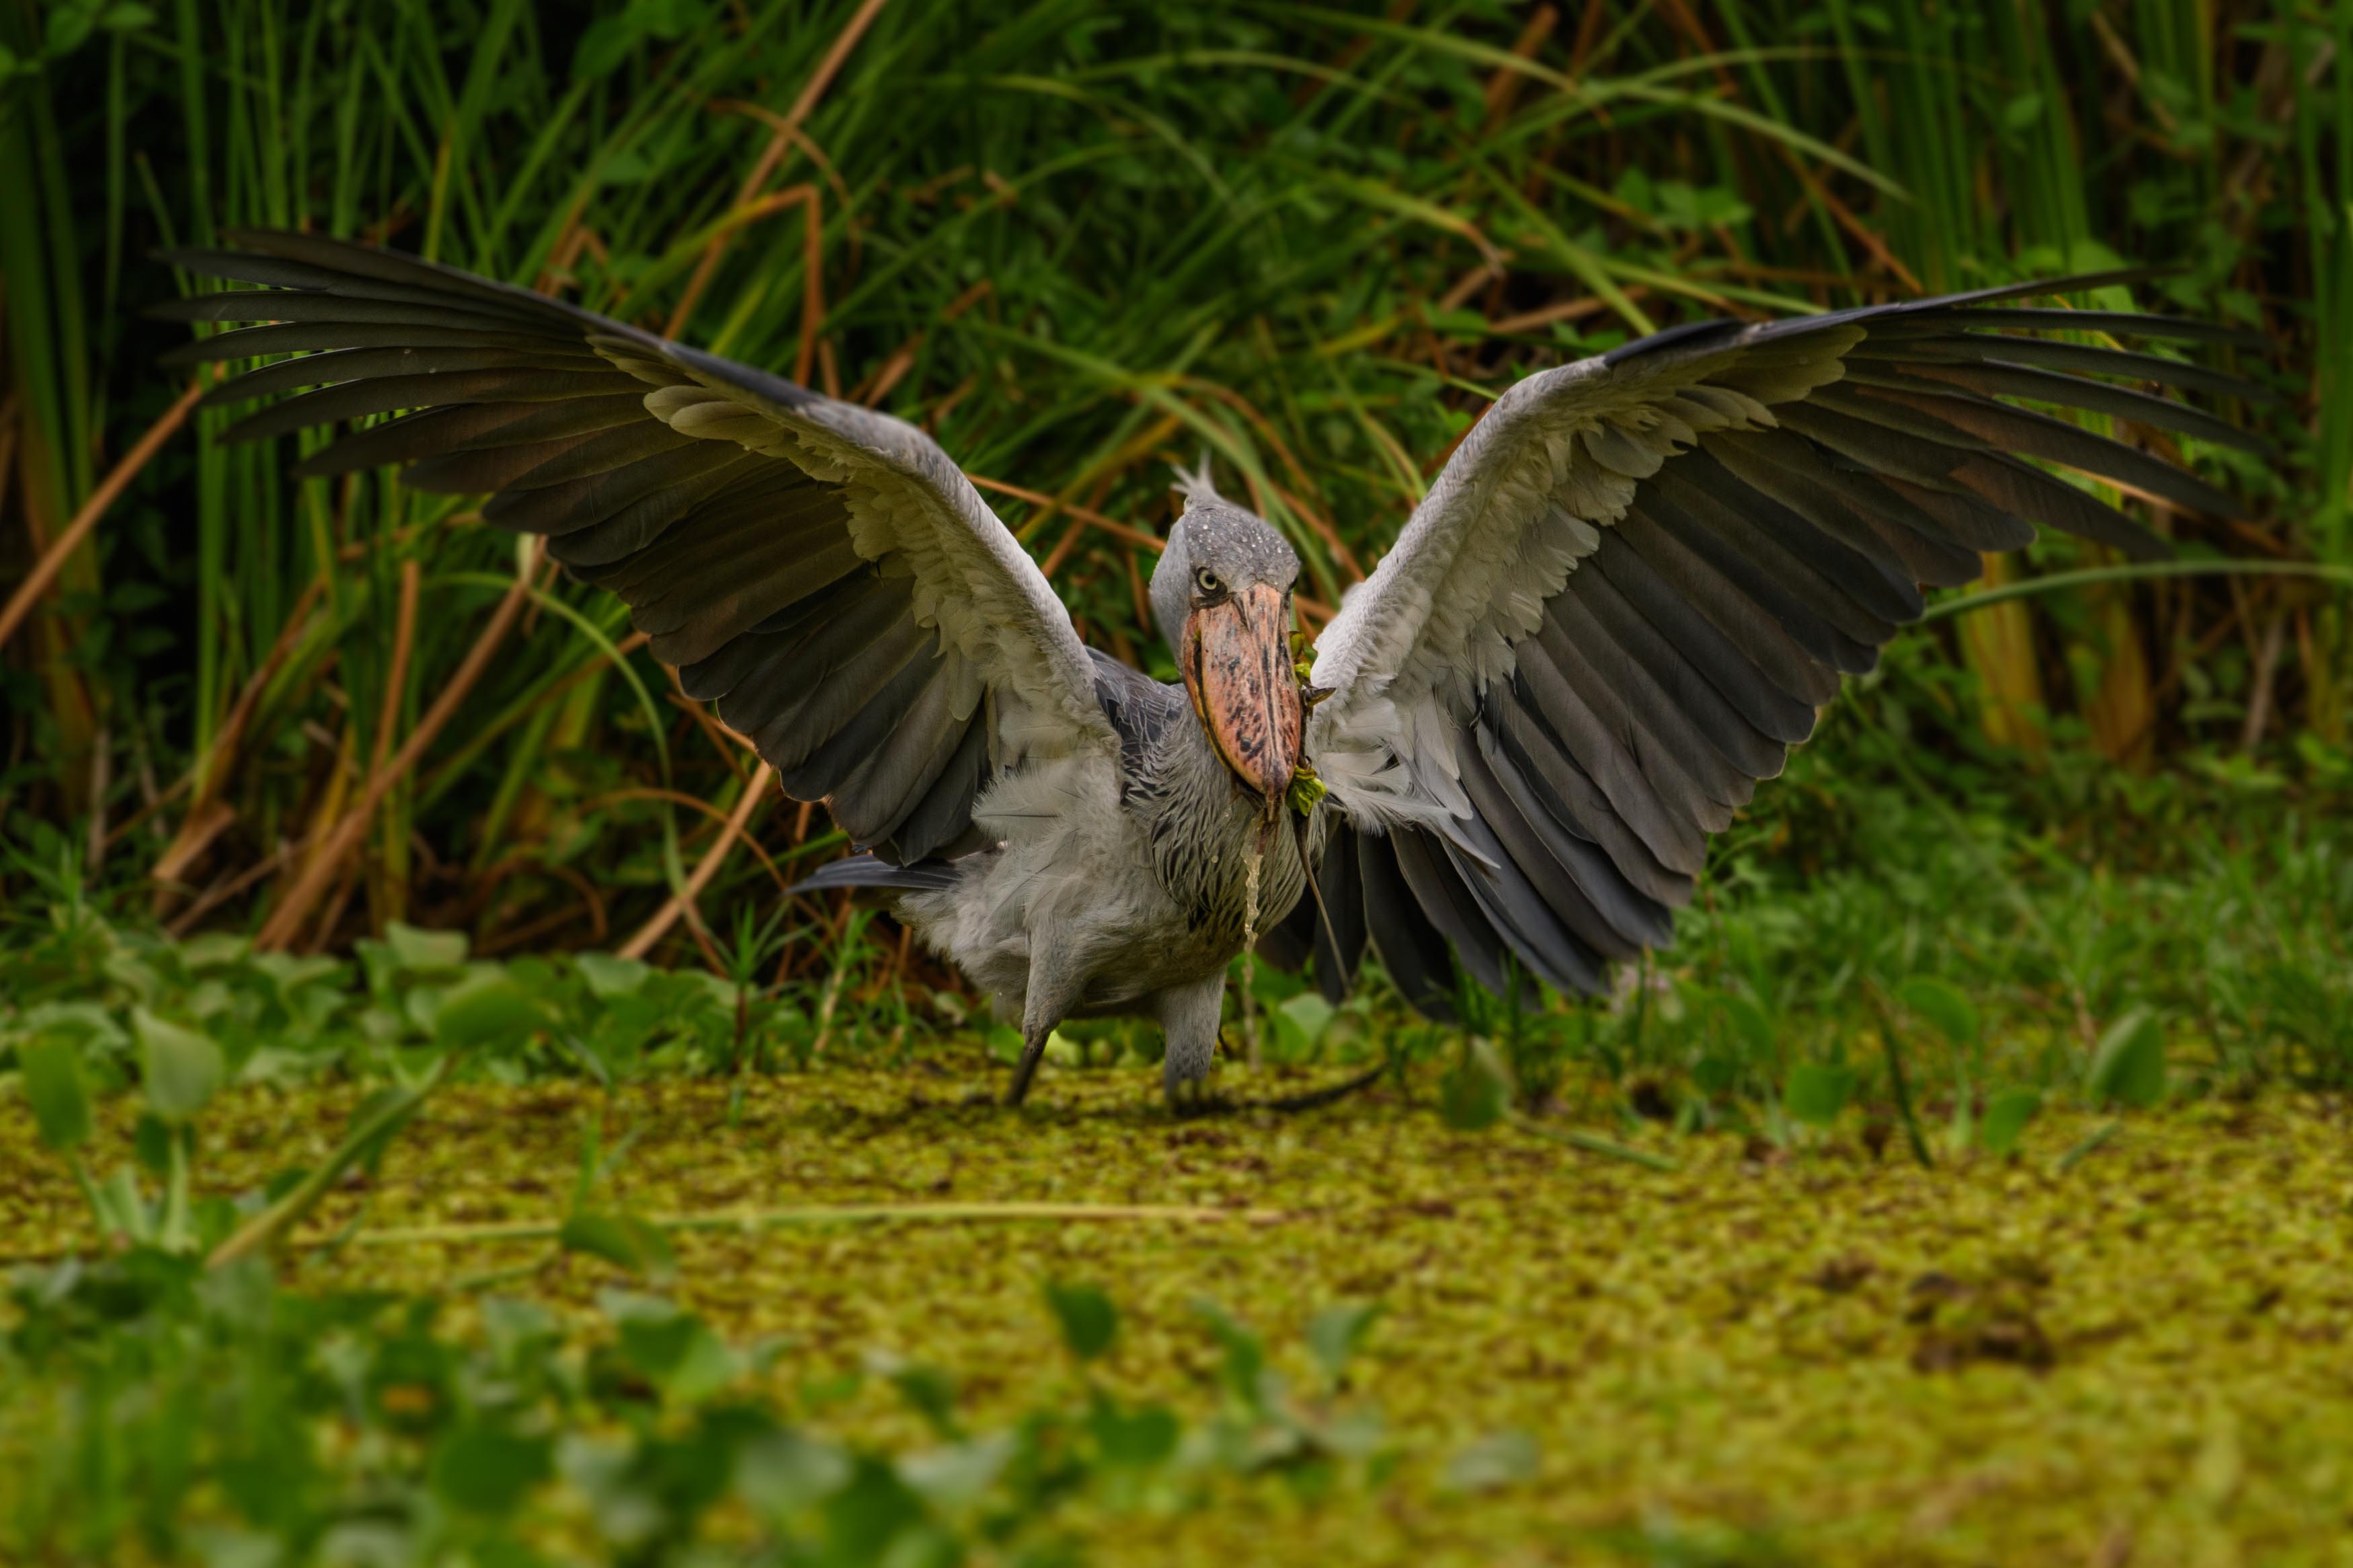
[5,1065,2350,1565]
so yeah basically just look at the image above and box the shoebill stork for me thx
[164,235,2264,1106]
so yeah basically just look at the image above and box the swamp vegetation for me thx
[3,0,2352,1562]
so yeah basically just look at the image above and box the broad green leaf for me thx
[2089,1009,2166,1108]
[1897,977,1980,1048]
[1306,1300,1382,1386]
[1090,1397,1181,1468]
[134,1008,223,1123]
[430,1423,551,1516]
[819,1456,931,1565]
[898,1432,1014,1507]
[604,1292,737,1401]
[1277,991,1335,1048]
[1980,1087,2043,1155]
[385,921,468,973]
[17,1040,92,1152]
[433,974,542,1050]
[573,951,651,999]
[1043,1280,1117,1362]
[737,1429,853,1517]
[1783,1063,1854,1128]
[561,1211,677,1284]
[1193,1298,1267,1411]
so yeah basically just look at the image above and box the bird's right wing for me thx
[1287,274,2268,1011]
[163,230,1121,862]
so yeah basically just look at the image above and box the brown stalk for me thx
[0,378,204,652]
[619,763,776,960]
[1489,288,1642,335]
[969,475,1165,552]
[1481,3,1558,128]
[668,0,890,342]
[577,785,795,896]
[253,561,538,950]
[664,182,817,340]
[365,561,423,899]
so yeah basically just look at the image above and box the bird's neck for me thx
[1134,716,1305,942]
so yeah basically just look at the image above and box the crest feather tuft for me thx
[1170,449,1224,508]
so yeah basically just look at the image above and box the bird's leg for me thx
[1004,943,1082,1108]
[1004,1025,1053,1107]
[1154,970,1227,1114]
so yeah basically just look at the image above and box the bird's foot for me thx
[1163,1073,1222,1118]
[1165,1061,1386,1117]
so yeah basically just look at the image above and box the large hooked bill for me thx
[1182,581,1304,817]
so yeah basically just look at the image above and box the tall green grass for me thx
[0,0,2340,962]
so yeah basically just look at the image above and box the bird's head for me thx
[1152,460,1304,813]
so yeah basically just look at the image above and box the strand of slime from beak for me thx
[1239,840,1263,1071]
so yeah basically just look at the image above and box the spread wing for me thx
[161,230,1119,863]
[1285,274,2268,1011]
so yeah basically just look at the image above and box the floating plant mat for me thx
[4,1068,2348,1564]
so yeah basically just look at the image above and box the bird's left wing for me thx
[162,230,1119,862]
[1296,275,2267,1009]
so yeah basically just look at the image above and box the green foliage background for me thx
[0,0,2345,962]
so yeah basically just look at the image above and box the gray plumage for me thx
[167,235,2266,1106]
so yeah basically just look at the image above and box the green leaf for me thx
[17,1040,93,1152]
[737,1428,853,1517]
[1443,1429,1538,1493]
[434,974,542,1050]
[1306,1300,1382,1386]
[1089,1397,1180,1468]
[561,1211,677,1283]
[1897,977,1980,1048]
[46,0,101,55]
[1979,1087,2043,1156]
[134,1008,223,1123]
[385,921,468,973]
[604,1292,738,1401]
[1275,991,1335,1050]
[430,1422,551,1515]
[1783,1063,1854,1129]
[574,952,650,999]
[1193,1298,1267,1411]
[1440,1037,1511,1131]
[1043,1280,1117,1362]
[2002,91,2046,131]
[2089,1009,2166,1108]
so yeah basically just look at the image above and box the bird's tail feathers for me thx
[786,853,959,899]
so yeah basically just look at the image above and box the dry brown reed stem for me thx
[0,378,204,652]
[577,785,796,895]
[969,476,1165,552]
[253,558,539,950]
[664,183,818,341]
[668,0,890,340]
[619,763,775,960]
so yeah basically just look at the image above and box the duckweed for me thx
[6,1061,2347,1565]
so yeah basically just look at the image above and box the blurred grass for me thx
[0,0,2344,968]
